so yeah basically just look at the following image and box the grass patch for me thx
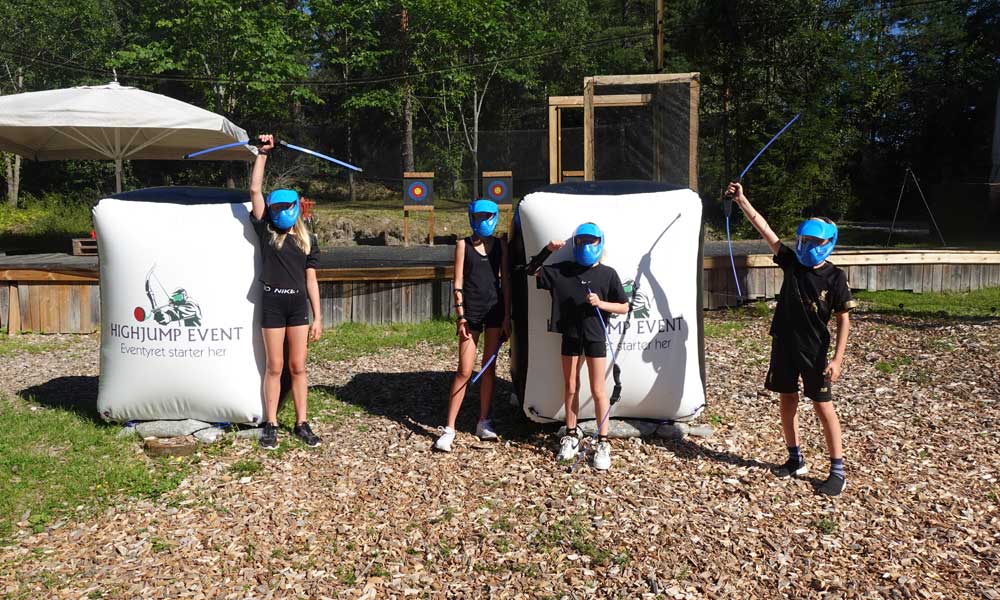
[0,397,188,544]
[854,288,1000,319]
[0,335,74,357]
[703,321,747,339]
[229,459,262,477]
[814,517,838,535]
[874,355,913,375]
[275,387,364,431]
[309,319,455,363]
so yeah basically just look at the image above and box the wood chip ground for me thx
[1,310,998,599]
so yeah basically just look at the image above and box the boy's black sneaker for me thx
[816,474,846,497]
[259,422,279,450]
[294,422,322,447]
[774,458,808,478]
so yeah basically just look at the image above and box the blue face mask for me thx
[794,219,838,267]
[267,189,300,230]
[468,199,499,237]
[572,222,604,267]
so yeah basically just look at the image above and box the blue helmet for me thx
[795,218,838,267]
[266,189,300,230]
[572,222,604,267]
[468,199,499,238]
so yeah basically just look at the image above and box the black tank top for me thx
[462,236,502,317]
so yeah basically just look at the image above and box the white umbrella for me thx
[0,81,255,192]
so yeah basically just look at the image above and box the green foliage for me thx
[1,0,997,232]
[0,398,188,543]
[0,193,94,236]
[855,288,1000,319]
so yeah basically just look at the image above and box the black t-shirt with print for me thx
[536,261,627,343]
[251,215,319,291]
[770,243,856,354]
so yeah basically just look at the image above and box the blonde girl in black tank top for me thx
[434,200,510,452]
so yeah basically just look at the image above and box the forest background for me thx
[1,0,998,239]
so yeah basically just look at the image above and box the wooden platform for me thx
[2,245,999,333]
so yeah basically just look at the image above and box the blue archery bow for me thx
[185,139,363,172]
[724,113,800,303]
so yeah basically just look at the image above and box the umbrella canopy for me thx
[0,81,255,192]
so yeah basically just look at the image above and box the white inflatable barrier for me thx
[94,187,264,424]
[511,181,705,423]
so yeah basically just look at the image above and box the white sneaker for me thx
[475,419,498,440]
[592,440,612,471]
[434,427,456,452]
[557,434,581,462]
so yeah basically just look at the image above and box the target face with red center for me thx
[488,180,507,200]
[407,181,428,202]
[482,176,512,204]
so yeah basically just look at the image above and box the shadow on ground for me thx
[18,375,103,424]
[315,370,556,448]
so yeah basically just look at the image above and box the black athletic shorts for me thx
[261,287,310,329]
[765,337,833,402]
[465,302,504,333]
[561,335,606,358]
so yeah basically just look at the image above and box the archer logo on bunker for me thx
[622,279,650,319]
[133,265,202,327]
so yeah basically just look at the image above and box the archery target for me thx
[482,174,513,204]
[94,187,265,424]
[403,175,434,206]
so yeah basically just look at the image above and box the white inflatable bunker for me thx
[94,187,264,424]
[511,181,705,423]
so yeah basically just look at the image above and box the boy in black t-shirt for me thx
[727,182,857,497]
[530,223,629,470]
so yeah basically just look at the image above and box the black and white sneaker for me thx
[816,474,846,497]
[774,458,808,478]
[294,422,322,447]
[259,422,279,450]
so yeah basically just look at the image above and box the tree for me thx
[0,0,119,205]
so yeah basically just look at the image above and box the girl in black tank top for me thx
[434,200,511,453]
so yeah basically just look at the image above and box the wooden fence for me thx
[3,250,1000,333]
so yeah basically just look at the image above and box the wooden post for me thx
[583,78,595,181]
[655,0,665,72]
[689,74,700,192]
[428,209,435,246]
[7,283,19,335]
[548,104,559,184]
[404,209,410,247]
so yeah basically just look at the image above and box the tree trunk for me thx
[472,88,479,200]
[403,85,415,172]
[3,69,23,206]
[4,153,20,207]
[401,7,415,173]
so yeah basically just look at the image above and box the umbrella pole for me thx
[115,158,122,194]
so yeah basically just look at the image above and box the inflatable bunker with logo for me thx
[93,187,265,424]
[509,181,705,423]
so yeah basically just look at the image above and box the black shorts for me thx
[561,336,606,358]
[465,302,504,333]
[765,338,832,402]
[261,288,310,329]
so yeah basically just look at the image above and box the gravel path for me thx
[1,311,998,599]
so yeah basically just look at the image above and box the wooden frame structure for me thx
[548,72,700,189]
